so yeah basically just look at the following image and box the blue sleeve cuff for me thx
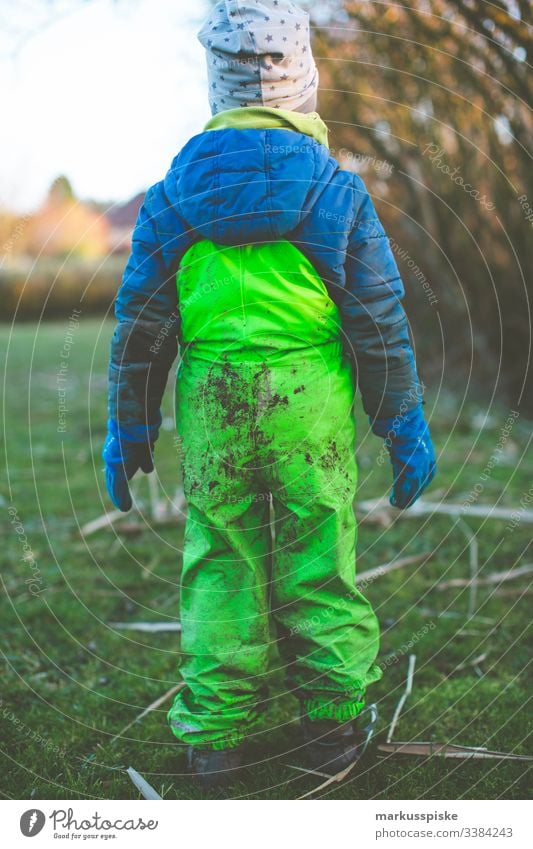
[107,412,162,444]
[370,403,425,440]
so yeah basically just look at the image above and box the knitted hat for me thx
[198,0,319,115]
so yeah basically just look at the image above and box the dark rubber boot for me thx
[187,746,244,790]
[301,704,378,774]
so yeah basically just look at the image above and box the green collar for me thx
[204,106,329,148]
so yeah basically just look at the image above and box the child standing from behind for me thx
[103,0,436,788]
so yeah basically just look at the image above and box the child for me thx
[103,0,436,788]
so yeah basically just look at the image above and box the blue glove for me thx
[102,417,161,512]
[371,404,436,509]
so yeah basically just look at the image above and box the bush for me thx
[0,256,126,322]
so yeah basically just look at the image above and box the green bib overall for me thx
[167,239,382,750]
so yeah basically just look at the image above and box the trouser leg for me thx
[270,495,382,721]
[260,350,382,721]
[167,359,271,749]
[168,498,271,749]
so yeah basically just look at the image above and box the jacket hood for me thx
[164,127,337,245]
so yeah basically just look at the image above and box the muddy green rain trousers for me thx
[167,239,382,750]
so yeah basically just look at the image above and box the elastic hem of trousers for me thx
[303,696,366,723]
[168,718,249,752]
[184,730,247,752]
[202,733,245,752]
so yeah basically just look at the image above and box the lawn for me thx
[1,320,531,800]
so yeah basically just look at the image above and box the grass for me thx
[1,320,531,800]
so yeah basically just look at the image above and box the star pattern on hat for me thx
[203,1,317,114]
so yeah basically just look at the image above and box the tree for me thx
[311,0,531,408]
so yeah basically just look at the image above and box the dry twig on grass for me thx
[109,622,182,633]
[285,763,333,779]
[82,479,144,536]
[126,767,163,800]
[455,518,479,618]
[386,654,416,743]
[437,563,533,590]
[140,554,161,581]
[170,487,187,517]
[81,480,187,537]
[356,552,432,586]
[103,682,185,747]
[357,498,533,523]
[378,742,533,761]
[495,587,533,598]
[147,471,162,522]
[80,510,125,537]
[453,651,490,672]
[296,756,363,800]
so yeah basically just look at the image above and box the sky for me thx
[0,0,212,212]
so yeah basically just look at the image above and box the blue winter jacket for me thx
[109,125,422,425]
